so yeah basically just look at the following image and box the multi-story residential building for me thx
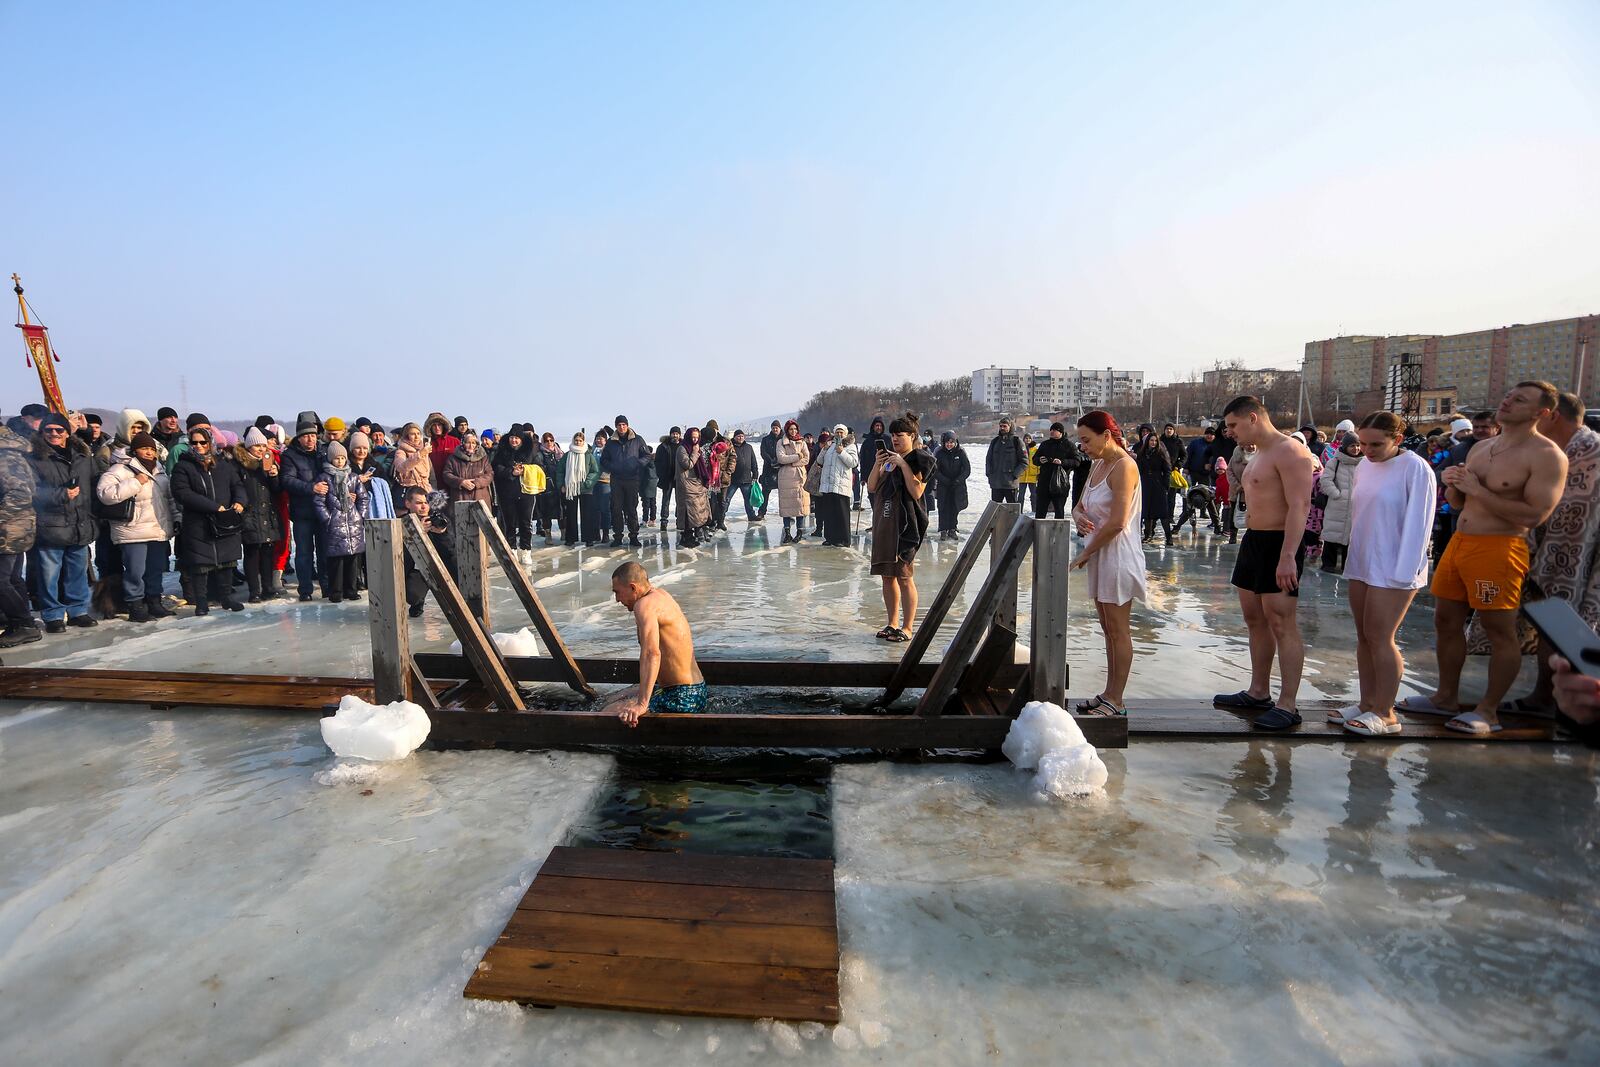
[1201,366,1299,395]
[1303,315,1598,414]
[971,366,1144,414]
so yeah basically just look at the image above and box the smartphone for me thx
[1521,598,1600,679]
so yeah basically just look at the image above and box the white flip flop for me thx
[1395,695,1456,717]
[1328,704,1361,723]
[1343,711,1403,737]
[1444,712,1503,736]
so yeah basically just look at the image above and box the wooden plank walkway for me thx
[1128,701,1558,742]
[465,847,840,1022]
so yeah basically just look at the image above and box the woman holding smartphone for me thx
[1333,411,1437,736]
[866,412,934,641]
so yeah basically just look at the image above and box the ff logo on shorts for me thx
[1475,580,1501,605]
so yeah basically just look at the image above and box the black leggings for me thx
[242,543,276,597]
[499,495,535,549]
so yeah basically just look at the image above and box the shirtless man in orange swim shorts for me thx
[1400,381,1567,734]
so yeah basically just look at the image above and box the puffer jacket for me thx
[29,434,97,548]
[1318,449,1362,546]
[640,446,659,496]
[440,442,493,505]
[600,430,654,484]
[491,436,534,505]
[0,426,37,553]
[985,432,1028,491]
[653,438,678,489]
[96,455,177,545]
[315,465,369,557]
[817,440,860,497]
[170,446,248,568]
[232,446,284,545]
[279,438,326,520]
[774,436,810,518]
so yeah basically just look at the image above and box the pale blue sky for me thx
[7,1,1598,433]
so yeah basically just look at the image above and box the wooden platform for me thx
[0,666,387,711]
[1127,701,1559,742]
[465,847,840,1022]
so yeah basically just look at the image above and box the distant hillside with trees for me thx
[795,377,990,433]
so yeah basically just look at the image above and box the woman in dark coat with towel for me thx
[170,426,248,615]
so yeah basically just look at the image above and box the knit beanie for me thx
[348,431,371,452]
[243,426,269,447]
[254,415,275,432]
[327,441,348,463]
[296,410,321,435]
[324,416,346,432]
[157,406,179,421]
[186,412,210,430]
[39,412,70,433]
[130,432,158,451]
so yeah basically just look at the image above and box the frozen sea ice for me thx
[449,627,542,657]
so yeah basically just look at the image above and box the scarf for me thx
[323,461,352,501]
[564,445,589,499]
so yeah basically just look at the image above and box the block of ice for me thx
[319,695,431,761]
[1002,700,1107,798]
[448,627,542,658]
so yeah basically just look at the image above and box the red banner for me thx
[17,324,66,414]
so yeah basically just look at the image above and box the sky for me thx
[7,1,1598,434]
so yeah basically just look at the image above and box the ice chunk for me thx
[1002,700,1107,798]
[797,1021,824,1040]
[857,1020,891,1048]
[448,627,543,658]
[319,695,431,761]
[766,1019,804,1057]
[831,1025,861,1050]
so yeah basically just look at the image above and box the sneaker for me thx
[68,615,98,628]
[298,592,314,602]
[44,619,66,634]
[247,595,262,604]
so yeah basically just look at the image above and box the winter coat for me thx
[1032,437,1077,499]
[558,447,601,496]
[933,444,971,512]
[29,435,97,548]
[315,465,369,557]
[984,432,1028,491]
[354,457,397,519]
[1318,449,1362,546]
[279,439,327,520]
[818,440,859,497]
[0,427,38,554]
[440,443,493,505]
[600,430,654,484]
[774,437,811,518]
[1184,436,1212,480]
[728,441,759,487]
[96,456,177,545]
[654,439,679,489]
[491,438,534,506]
[424,413,460,484]
[1134,437,1173,509]
[392,439,432,491]
[675,445,712,529]
[231,446,285,545]
[170,448,248,568]
[640,446,660,496]
[1017,443,1039,486]
[859,430,889,478]
[1161,432,1185,467]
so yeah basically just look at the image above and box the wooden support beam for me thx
[402,513,525,711]
[957,622,1019,710]
[880,499,1001,705]
[990,502,1021,657]
[452,501,491,630]
[423,707,1128,751]
[465,500,594,698]
[410,653,1007,689]
[364,519,411,706]
[915,513,1035,717]
[1030,517,1072,707]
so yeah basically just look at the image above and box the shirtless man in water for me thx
[1399,381,1567,734]
[1215,395,1319,731]
[602,562,707,726]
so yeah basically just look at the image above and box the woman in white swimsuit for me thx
[1070,411,1146,716]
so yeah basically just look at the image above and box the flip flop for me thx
[1395,695,1456,717]
[1328,703,1361,723]
[1215,690,1275,711]
[1444,712,1502,736]
[1343,711,1403,737]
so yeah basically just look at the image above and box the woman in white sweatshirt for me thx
[1334,411,1438,736]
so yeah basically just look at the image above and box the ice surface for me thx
[448,627,543,658]
[320,695,431,761]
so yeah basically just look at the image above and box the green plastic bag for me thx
[749,481,765,510]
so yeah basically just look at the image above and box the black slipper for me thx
[1215,690,1274,710]
[1251,707,1303,731]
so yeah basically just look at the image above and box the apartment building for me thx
[971,366,1145,414]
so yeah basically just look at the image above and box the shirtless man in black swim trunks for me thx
[602,562,706,726]
[1217,396,1318,730]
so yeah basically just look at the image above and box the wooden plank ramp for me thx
[465,846,840,1022]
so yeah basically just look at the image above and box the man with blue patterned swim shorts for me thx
[603,561,707,726]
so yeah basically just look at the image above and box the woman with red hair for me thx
[1070,411,1146,715]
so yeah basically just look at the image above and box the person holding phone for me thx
[1329,412,1436,736]
[866,412,934,641]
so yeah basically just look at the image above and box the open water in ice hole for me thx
[563,753,836,860]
